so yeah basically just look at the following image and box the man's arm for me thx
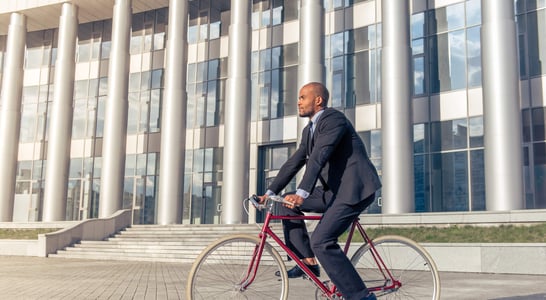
[267,141,308,194]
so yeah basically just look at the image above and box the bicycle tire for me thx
[186,234,289,300]
[350,235,440,299]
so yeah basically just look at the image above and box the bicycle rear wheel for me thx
[186,234,289,300]
[350,235,440,299]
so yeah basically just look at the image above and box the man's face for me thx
[298,86,320,118]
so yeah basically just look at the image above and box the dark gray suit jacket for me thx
[268,107,381,205]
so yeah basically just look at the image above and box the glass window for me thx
[127,94,139,134]
[135,154,147,176]
[282,66,297,116]
[358,130,382,159]
[32,160,44,180]
[207,59,219,80]
[139,93,150,132]
[146,153,157,175]
[431,2,465,34]
[330,32,346,57]
[20,104,37,142]
[69,158,83,178]
[411,12,425,39]
[414,56,425,95]
[283,0,298,21]
[533,142,546,208]
[353,51,372,104]
[429,30,467,93]
[414,154,430,212]
[125,154,136,177]
[206,81,218,126]
[129,73,140,92]
[430,119,468,152]
[412,38,424,55]
[431,151,469,211]
[150,89,161,132]
[88,78,99,97]
[26,48,43,69]
[532,107,546,141]
[466,0,481,26]
[470,149,485,210]
[469,116,484,147]
[140,71,151,91]
[96,96,106,137]
[527,9,546,76]
[270,69,282,118]
[466,26,481,87]
[72,99,86,139]
[98,77,108,96]
[523,109,532,143]
[354,26,370,51]
[74,80,88,99]
[77,40,92,62]
[17,161,32,180]
[188,25,199,43]
[272,6,282,25]
[413,123,429,154]
[22,86,39,104]
[196,62,207,82]
[282,43,298,66]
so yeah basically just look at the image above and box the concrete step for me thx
[51,224,285,263]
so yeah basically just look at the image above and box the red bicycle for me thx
[186,195,440,299]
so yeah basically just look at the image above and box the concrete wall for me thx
[37,209,132,257]
[425,243,546,275]
[0,209,131,257]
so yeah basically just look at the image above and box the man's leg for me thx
[310,194,374,300]
[278,187,330,259]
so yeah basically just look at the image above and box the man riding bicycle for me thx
[260,82,382,300]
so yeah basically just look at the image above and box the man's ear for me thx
[316,96,324,107]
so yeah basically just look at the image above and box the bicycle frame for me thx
[244,200,402,299]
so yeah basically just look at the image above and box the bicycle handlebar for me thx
[248,194,293,211]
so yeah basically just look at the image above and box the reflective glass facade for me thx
[0,0,545,224]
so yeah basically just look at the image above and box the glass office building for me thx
[0,0,544,224]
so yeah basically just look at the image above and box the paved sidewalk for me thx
[0,256,545,299]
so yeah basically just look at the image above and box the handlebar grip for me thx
[248,195,265,210]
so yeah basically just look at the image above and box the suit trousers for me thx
[279,188,375,300]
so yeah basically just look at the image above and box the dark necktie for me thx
[307,120,314,155]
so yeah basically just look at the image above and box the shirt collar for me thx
[311,109,325,125]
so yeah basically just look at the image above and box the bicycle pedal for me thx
[302,274,321,281]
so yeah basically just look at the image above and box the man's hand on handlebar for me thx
[258,194,268,204]
[283,194,304,208]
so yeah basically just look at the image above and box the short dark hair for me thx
[306,82,329,107]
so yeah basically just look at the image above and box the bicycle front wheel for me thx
[350,235,440,300]
[186,234,289,300]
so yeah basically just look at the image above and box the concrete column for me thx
[380,0,414,213]
[221,0,251,224]
[43,3,79,221]
[157,0,188,225]
[0,13,26,222]
[298,0,325,135]
[481,1,524,210]
[99,0,131,218]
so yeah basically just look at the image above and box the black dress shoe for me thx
[275,264,320,278]
[361,293,377,300]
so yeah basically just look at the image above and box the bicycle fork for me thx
[236,233,268,291]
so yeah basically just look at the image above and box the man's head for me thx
[297,82,329,118]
